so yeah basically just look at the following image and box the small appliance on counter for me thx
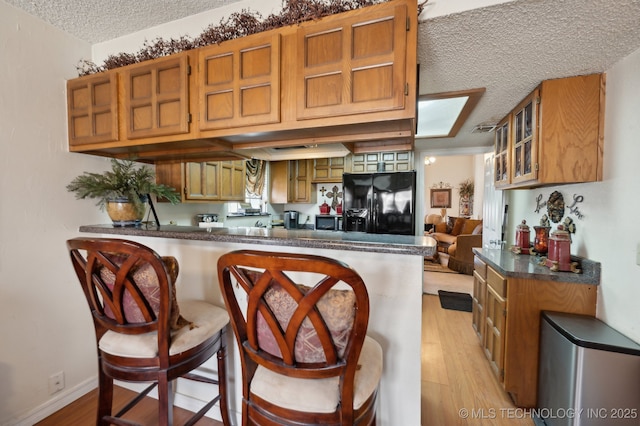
[315,215,342,231]
[237,203,261,216]
[195,213,223,228]
[284,211,300,229]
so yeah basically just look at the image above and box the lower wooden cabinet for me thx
[472,255,597,408]
[471,257,487,342]
[484,267,507,382]
[156,160,246,202]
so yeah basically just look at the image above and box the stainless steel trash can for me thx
[536,311,640,426]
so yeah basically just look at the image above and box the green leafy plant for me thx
[66,159,181,216]
[458,179,474,198]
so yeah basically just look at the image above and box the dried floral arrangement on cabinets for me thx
[77,0,428,76]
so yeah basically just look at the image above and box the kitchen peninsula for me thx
[79,224,436,425]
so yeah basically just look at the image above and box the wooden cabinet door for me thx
[269,161,288,204]
[493,116,511,188]
[185,162,220,200]
[199,32,280,130]
[484,283,507,383]
[220,160,246,201]
[67,71,118,146]
[312,157,347,182]
[472,270,486,343]
[289,160,314,203]
[349,151,412,173]
[510,90,538,185]
[536,74,604,185]
[122,53,190,139]
[296,1,408,120]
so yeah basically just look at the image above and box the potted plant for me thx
[458,179,474,217]
[458,179,474,199]
[66,159,181,226]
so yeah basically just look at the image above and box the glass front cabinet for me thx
[510,89,539,185]
[493,117,510,188]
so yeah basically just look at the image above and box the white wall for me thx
[0,1,293,423]
[0,1,115,424]
[505,46,640,343]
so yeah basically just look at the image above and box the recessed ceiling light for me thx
[416,88,485,139]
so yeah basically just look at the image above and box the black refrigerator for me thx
[342,171,416,235]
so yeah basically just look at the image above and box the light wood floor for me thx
[422,293,534,426]
[37,294,533,426]
[34,386,223,426]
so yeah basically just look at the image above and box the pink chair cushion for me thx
[240,268,356,363]
[99,254,189,330]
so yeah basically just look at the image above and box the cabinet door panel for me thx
[185,162,220,200]
[510,90,539,184]
[199,32,280,130]
[220,161,246,201]
[297,2,407,120]
[472,270,486,343]
[484,284,506,383]
[123,54,190,139]
[493,117,510,187]
[67,72,118,146]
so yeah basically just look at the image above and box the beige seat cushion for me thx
[99,300,229,358]
[250,336,383,413]
[433,233,457,245]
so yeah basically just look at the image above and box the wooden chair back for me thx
[68,237,173,357]
[218,249,372,424]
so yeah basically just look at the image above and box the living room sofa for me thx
[425,215,483,275]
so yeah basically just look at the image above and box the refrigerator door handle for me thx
[371,193,377,233]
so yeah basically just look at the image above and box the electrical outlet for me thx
[48,371,65,394]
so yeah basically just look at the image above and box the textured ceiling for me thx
[3,0,245,44]
[7,0,640,152]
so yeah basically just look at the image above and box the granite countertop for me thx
[473,248,600,285]
[79,224,438,257]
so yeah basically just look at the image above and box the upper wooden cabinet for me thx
[155,160,246,202]
[312,157,348,182]
[493,117,510,188]
[67,71,118,146]
[198,32,280,130]
[350,151,413,173]
[270,160,316,204]
[219,160,246,200]
[66,0,418,162]
[296,0,408,120]
[494,73,605,189]
[121,53,191,139]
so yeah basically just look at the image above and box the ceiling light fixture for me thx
[416,88,485,139]
[424,156,436,165]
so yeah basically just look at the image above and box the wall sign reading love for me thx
[535,191,585,222]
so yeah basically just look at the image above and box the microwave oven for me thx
[315,215,342,231]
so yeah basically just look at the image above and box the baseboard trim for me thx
[13,376,97,426]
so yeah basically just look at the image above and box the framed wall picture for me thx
[430,188,451,208]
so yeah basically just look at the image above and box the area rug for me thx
[437,290,473,312]
[424,259,459,274]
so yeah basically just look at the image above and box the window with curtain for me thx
[246,159,266,199]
